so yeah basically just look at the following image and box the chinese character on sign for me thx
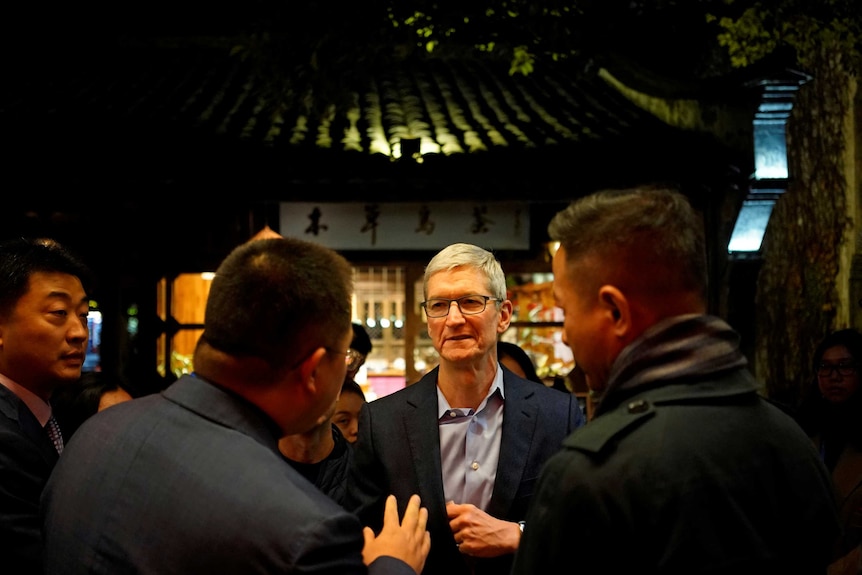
[415,205,435,235]
[470,205,494,234]
[305,207,328,236]
[360,204,381,245]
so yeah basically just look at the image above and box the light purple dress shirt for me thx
[438,367,505,510]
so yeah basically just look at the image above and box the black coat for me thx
[512,369,841,574]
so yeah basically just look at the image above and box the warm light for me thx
[201,272,215,281]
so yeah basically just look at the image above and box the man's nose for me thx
[70,318,89,340]
[446,300,466,321]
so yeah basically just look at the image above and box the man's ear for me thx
[297,347,328,392]
[497,299,514,334]
[598,285,629,336]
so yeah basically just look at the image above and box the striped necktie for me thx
[45,416,64,454]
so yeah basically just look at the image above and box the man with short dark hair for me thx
[511,185,841,574]
[347,242,585,575]
[0,237,92,575]
[42,237,430,574]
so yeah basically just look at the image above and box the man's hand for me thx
[363,494,431,574]
[446,501,521,558]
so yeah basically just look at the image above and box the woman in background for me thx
[796,328,862,575]
[51,371,133,440]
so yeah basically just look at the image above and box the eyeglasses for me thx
[816,362,857,377]
[326,347,366,369]
[420,295,501,318]
[346,348,366,371]
[325,347,350,364]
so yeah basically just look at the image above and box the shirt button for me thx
[449,411,457,418]
[471,461,479,470]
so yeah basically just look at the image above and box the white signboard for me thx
[280,202,530,250]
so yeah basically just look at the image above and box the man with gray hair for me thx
[347,242,585,575]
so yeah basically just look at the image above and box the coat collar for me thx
[163,374,283,453]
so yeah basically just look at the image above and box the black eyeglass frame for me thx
[420,295,502,318]
[816,362,858,378]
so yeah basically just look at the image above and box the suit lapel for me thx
[0,386,60,464]
[404,372,449,519]
[487,374,537,518]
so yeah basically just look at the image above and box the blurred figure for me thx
[331,322,372,443]
[347,322,373,381]
[51,371,133,440]
[0,237,92,575]
[42,237,430,575]
[496,341,542,384]
[347,242,585,575]
[333,377,367,443]
[796,328,862,574]
[512,185,841,574]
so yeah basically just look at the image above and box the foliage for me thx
[706,0,862,71]
[385,0,735,77]
[227,0,742,117]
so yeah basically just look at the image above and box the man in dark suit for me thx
[42,237,430,574]
[0,237,92,575]
[346,243,585,575]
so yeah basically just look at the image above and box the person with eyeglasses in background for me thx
[346,242,585,575]
[795,328,862,575]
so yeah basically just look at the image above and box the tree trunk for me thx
[755,41,854,407]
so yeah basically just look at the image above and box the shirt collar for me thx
[436,365,506,418]
[0,372,53,425]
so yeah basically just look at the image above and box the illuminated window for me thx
[728,199,775,253]
[155,273,214,379]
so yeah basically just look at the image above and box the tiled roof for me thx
[3,44,741,201]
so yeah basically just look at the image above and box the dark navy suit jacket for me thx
[346,365,585,575]
[0,383,59,575]
[41,374,416,575]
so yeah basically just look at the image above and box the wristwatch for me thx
[518,521,526,533]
